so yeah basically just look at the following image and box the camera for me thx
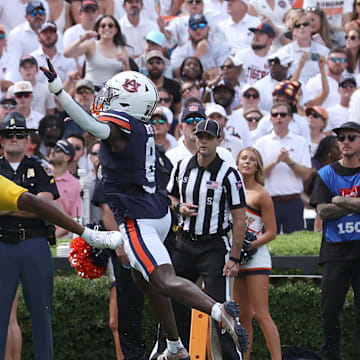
[310,53,319,61]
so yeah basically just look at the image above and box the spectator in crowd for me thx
[234,146,281,360]
[31,21,77,84]
[220,0,261,55]
[211,79,252,147]
[305,6,334,49]
[0,96,17,121]
[118,0,159,58]
[166,104,235,167]
[7,55,56,116]
[70,0,114,25]
[135,30,173,78]
[206,103,243,160]
[13,81,43,130]
[48,139,82,237]
[233,23,274,85]
[345,28,360,73]
[243,107,263,132]
[170,13,230,77]
[146,50,182,118]
[271,10,329,83]
[38,114,64,157]
[345,0,360,31]
[254,80,311,143]
[305,106,328,157]
[180,81,202,104]
[179,56,204,85]
[327,72,357,130]
[158,87,179,138]
[46,0,72,34]
[0,25,13,94]
[305,48,349,109]
[203,0,229,23]
[63,0,100,68]
[64,14,130,90]
[26,132,43,158]
[65,133,87,176]
[255,56,291,112]
[151,106,178,152]
[255,102,312,233]
[7,1,47,80]
[237,84,266,116]
[310,122,360,359]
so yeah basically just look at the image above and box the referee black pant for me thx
[171,232,241,359]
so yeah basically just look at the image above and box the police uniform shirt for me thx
[167,153,246,235]
[0,155,59,228]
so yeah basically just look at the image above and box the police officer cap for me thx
[194,119,221,138]
[0,112,35,132]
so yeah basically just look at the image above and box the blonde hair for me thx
[237,147,265,186]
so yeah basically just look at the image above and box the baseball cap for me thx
[333,121,360,134]
[39,21,57,33]
[75,79,95,93]
[152,106,174,124]
[242,84,259,95]
[267,54,292,67]
[189,13,207,27]
[181,104,206,122]
[249,23,275,38]
[213,79,235,95]
[13,81,33,94]
[339,72,357,87]
[305,106,328,120]
[81,0,99,11]
[205,103,227,119]
[19,55,38,68]
[194,119,220,138]
[145,50,165,63]
[55,139,75,161]
[26,0,45,14]
[145,30,165,47]
[0,112,35,132]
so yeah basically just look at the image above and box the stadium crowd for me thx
[1,0,360,359]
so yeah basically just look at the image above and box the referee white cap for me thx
[194,119,221,138]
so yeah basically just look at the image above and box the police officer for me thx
[0,112,59,360]
[167,119,247,359]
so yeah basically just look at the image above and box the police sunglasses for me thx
[184,117,205,124]
[2,132,28,139]
[29,8,46,17]
[337,133,360,142]
[190,23,207,31]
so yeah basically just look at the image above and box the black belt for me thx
[179,228,230,242]
[0,227,52,244]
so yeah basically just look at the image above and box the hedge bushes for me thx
[18,276,355,360]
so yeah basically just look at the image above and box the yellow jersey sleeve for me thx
[0,175,28,211]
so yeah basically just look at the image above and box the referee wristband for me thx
[229,256,240,263]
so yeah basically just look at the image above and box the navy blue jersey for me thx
[98,110,170,222]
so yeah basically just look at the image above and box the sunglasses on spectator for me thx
[184,116,204,124]
[330,57,347,63]
[345,35,359,40]
[271,112,288,118]
[186,0,202,3]
[189,23,207,31]
[307,111,322,118]
[151,119,167,125]
[15,93,31,99]
[0,33,5,40]
[246,117,261,122]
[159,97,171,103]
[100,23,114,29]
[90,151,99,156]
[77,88,94,95]
[2,132,28,139]
[181,85,198,95]
[337,133,360,142]
[29,8,45,17]
[220,64,234,70]
[1,104,16,110]
[243,93,259,99]
[294,21,310,29]
[340,82,356,88]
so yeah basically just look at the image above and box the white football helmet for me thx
[94,71,159,122]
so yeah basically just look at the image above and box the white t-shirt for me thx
[221,131,244,161]
[26,108,44,130]
[203,0,230,23]
[327,103,349,129]
[234,47,271,85]
[225,109,252,147]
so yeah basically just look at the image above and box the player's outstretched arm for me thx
[40,58,111,140]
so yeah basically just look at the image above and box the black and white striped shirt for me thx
[167,154,246,236]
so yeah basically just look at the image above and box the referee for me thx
[167,119,247,359]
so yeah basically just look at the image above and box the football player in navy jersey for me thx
[40,59,248,360]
